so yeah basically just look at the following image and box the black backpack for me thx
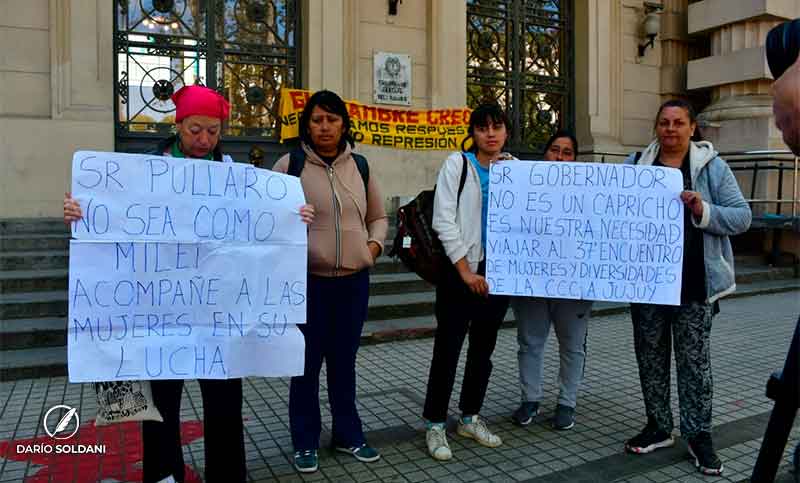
[287,148,369,193]
[388,154,468,285]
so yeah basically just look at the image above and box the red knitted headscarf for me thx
[171,85,231,122]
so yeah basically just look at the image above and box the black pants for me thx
[142,378,246,483]
[423,262,510,423]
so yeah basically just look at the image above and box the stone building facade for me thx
[1,0,797,218]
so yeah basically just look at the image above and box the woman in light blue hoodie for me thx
[623,99,751,477]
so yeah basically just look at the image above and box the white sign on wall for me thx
[374,51,411,106]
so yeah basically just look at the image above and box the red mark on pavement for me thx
[0,420,204,483]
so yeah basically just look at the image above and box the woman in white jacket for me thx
[422,104,512,461]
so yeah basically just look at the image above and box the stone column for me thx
[659,0,688,100]
[574,0,624,153]
[687,0,800,222]
[301,0,345,93]
[50,0,114,122]
[687,0,799,151]
[430,0,466,107]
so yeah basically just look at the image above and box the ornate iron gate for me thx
[113,0,299,165]
[467,0,572,155]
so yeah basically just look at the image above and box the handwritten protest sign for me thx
[70,151,306,244]
[68,151,307,382]
[486,160,684,305]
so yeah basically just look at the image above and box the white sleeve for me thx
[432,152,469,264]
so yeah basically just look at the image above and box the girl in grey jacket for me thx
[623,100,751,478]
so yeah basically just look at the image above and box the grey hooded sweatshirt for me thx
[625,140,752,304]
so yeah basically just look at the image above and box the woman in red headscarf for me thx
[63,85,313,483]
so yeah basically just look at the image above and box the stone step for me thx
[0,317,66,350]
[369,272,431,296]
[0,279,800,380]
[367,291,434,321]
[4,278,797,381]
[0,234,70,252]
[0,290,67,320]
[0,257,794,321]
[0,218,69,236]
[361,301,646,344]
[0,270,425,297]
[0,250,69,271]
[370,255,408,275]
[362,277,800,344]
[0,269,69,293]
[734,261,797,283]
[0,346,67,381]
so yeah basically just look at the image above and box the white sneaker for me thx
[426,425,452,461]
[457,415,502,448]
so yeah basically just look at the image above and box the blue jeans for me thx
[289,270,369,451]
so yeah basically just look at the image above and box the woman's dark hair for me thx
[298,90,355,150]
[543,130,579,156]
[460,103,512,152]
[654,99,703,142]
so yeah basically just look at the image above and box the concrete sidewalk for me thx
[1,291,798,482]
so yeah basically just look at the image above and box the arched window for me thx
[113,0,299,164]
[467,0,573,155]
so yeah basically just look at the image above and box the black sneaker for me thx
[552,404,575,430]
[625,425,675,454]
[512,401,539,426]
[687,432,724,476]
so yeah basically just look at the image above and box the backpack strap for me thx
[351,152,370,194]
[287,148,305,177]
[288,148,369,195]
[457,153,468,207]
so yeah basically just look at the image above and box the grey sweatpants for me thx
[513,297,592,408]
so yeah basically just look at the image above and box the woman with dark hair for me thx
[422,103,513,461]
[511,130,592,431]
[623,99,751,477]
[272,90,388,474]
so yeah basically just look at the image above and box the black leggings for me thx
[142,378,245,483]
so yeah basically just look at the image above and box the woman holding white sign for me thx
[63,85,315,483]
[623,99,751,477]
[422,103,513,461]
[510,131,593,432]
[272,90,389,474]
